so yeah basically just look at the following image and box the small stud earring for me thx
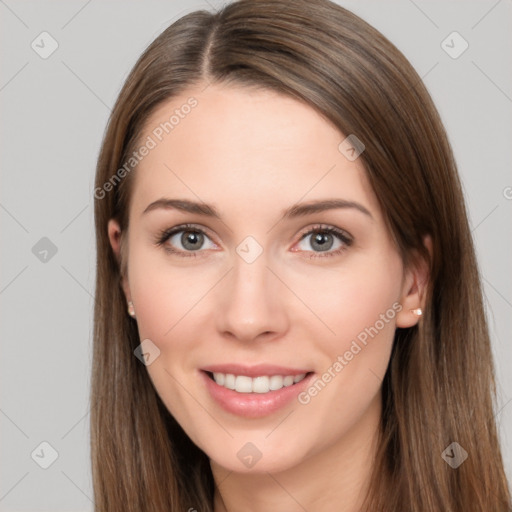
[410,308,422,317]
[127,301,136,318]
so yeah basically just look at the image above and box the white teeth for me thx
[283,375,294,387]
[269,375,283,391]
[211,372,308,393]
[224,373,236,390]
[235,375,253,393]
[213,372,225,386]
[252,376,269,393]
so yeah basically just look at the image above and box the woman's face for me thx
[109,83,421,474]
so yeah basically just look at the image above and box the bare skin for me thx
[108,83,428,512]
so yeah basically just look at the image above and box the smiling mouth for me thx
[204,371,313,394]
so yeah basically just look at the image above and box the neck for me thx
[211,393,382,512]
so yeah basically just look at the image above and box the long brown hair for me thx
[91,0,512,510]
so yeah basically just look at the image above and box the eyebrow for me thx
[142,198,373,220]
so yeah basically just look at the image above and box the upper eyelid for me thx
[163,223,218,244]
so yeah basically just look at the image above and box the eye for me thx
[294,224,353,258]
[156,223,353,259]
[155,224,216,258]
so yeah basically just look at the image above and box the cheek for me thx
[292,256,402,448]
[127,245,211,341]
[296,252,403,358]
[129,241,403,364]
[126,252,211,421]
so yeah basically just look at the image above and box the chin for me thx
[203,433,315,475]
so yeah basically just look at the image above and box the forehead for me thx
[130,83,381,221]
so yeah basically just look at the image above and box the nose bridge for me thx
[216,237,288,341]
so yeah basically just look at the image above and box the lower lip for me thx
[200,371,315,418]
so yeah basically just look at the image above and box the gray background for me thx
[1,0,511,510]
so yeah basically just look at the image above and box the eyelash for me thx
[155,223,353,259]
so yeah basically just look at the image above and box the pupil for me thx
[312,232,333,251]
[182,231,202,250]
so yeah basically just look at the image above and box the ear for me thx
[107,218,131,303]
[395,235,432,328]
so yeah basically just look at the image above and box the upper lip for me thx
[201,364,312,377]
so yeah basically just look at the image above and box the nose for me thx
[215,250,290,344]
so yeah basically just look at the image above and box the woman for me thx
[91,0,512,510]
